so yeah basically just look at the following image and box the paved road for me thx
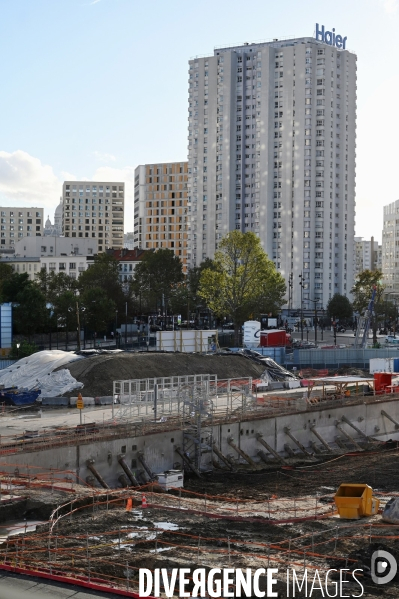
[0,572,122,598]
[290,328,390,346]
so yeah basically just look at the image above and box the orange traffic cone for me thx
[126,498,132,512]
[142,494,148,509]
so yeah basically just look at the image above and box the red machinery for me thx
[260,329,291,347]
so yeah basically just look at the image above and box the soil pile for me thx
[61,352,265,397]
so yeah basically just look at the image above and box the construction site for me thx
[1,350,399,597]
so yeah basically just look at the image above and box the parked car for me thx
[385,335,399,344]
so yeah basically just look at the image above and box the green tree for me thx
[80,286,116,334]
[12,284,47,339]
[0,263,13,301]
[326,293,353,321]
[2,272,31,302]
[169,259,217,321]
[78,253,126,314]
[198,231,286,344]
[9,340,38,359]
[351,269,384,343]
[131,249,184,315]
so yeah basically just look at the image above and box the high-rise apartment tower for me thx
[187,34,357,308]
[134,162,188,270]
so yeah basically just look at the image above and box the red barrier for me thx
[0,562,152,598]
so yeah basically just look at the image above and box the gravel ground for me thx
[3,448,399,598]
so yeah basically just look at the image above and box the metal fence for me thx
[0,360,17,371]
[286,348,399,369]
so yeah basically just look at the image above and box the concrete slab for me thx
[0,573,122,598]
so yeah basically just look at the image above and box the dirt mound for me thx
[62,352,265,397]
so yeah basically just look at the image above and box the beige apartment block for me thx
[134,162,188,270]
[0,207,43,250]
[62,181,124,251]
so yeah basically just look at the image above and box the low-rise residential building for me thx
[40,256,89,279]
[0,256,41,280]
[107,248,148,283]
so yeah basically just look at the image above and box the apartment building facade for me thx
[354,236,382,279]
[187,34,357,308]
[382,200,399,293]
[134,162,188,270]
[62,181,124,251]
[0,207,43,251]
[15,236,97,257]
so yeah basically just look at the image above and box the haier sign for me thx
[315,23,347,49]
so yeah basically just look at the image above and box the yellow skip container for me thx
[334,484,380,519]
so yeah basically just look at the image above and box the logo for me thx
[315,24,347,49]
[371,549,397,585]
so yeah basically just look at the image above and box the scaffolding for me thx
[112,375,254,474]
[113,375,217,421]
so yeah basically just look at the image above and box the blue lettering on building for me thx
[315,23,347,50]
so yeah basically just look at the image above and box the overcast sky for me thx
[0,0,397,242]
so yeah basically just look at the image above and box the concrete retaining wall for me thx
[1,398,399,487]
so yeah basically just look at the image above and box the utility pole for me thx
[308,299,320,347]
[125,302,128,347]
[288,273,293,312]
[299,273,304,341]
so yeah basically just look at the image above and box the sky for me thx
[0,0,398,243]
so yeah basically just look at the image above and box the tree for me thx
[2,272,31,302]
[169,259,217,320]
[80,286,116,334]
[9,340,37,359]
[12,284,47,339]
[130,249,184,315]
[326,293,353,321]
[351,269,384,344]
[0,263,13,301]
[198,231,286,344]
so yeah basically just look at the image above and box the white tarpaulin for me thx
[0,350,84,397]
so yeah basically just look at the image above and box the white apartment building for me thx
[0,207,43,250]
[354,236,381,278]
[0,256,41,280]
[40,256,89,279]
[187,33,357,308]
[62,181,125,251]
[14,236,97,257]
[382,200,399,293]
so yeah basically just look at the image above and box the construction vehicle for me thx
[354,285,377,349]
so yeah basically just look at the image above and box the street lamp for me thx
[75,290,81,352]
[288,272,293,312]
[299,273,304,341]
[125,301,128,347]
[308,298,321,347]
[115,310,118,347]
